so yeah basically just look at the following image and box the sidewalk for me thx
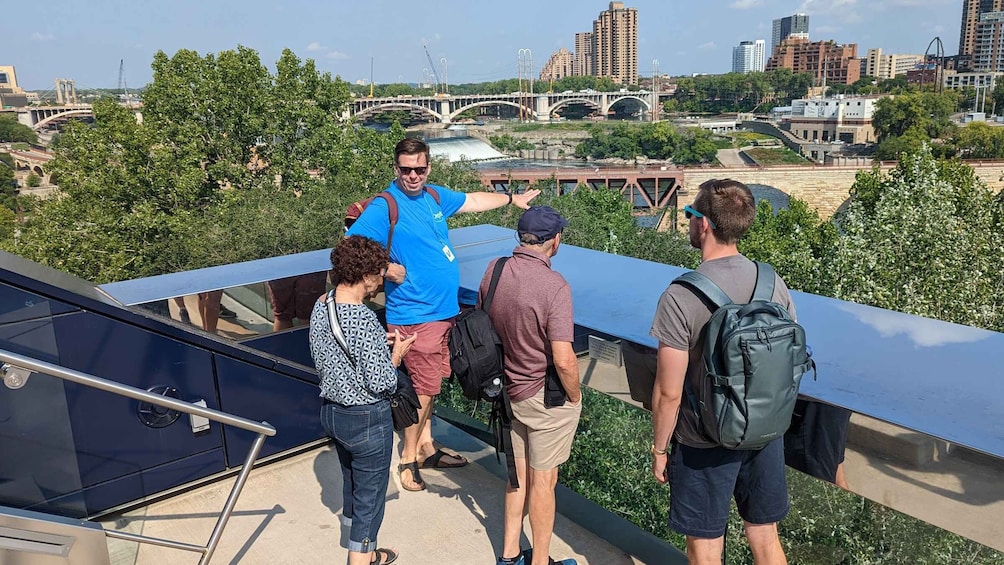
[103,417,643,565]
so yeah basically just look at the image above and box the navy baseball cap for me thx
[517,206,569,241]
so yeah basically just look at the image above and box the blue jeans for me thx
[320,399,393,553]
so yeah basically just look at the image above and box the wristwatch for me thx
[506,191,513,205]
[650,444,667,456]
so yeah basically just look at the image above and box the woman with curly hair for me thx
[310,235,417,565]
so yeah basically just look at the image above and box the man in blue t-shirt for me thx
[347,138,539,492]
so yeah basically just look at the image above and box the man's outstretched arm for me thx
[458,189,541,213]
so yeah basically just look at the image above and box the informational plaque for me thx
[588,335,623,367]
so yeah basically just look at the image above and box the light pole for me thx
[518,49,533,122]
[652,59,660,122]
[440,58,449,95]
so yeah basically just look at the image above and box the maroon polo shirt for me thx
[479,246,574,402]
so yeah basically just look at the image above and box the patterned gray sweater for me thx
[308,299,397,405]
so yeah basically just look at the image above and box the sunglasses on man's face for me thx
[683,205,717,230]
[396,165,428,176]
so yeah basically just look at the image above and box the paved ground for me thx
[714,148,751,168]
[102,416,644,565]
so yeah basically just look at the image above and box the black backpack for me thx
[449,257,509,401]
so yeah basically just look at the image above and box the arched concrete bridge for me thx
[351,91,653,123]
[14,105,94,131]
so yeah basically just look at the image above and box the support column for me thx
[534,95,549,121]
[439,99,451,124]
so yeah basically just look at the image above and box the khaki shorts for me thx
[389,319,454,396]
[510,387,582,470]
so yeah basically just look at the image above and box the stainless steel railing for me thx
[0,348,277,565]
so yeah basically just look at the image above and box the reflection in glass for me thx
[265,272,328,332]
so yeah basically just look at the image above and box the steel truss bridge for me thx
[351,91,658,123]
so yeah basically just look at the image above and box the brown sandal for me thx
[397,461,425,491]
[372,547,399,564]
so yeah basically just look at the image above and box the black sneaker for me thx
[178,308,192,325]
[219,304,238,319]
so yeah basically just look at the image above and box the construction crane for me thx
[117,59,131,105]
[423,44,442,95]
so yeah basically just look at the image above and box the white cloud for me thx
[731,0,763,8]
[837,303,991,348]
[306,41,325,52]
[326,51,349,60]
[698,41,716,50]
[31,32,54,41]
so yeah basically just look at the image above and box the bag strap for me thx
[324,290,356,369]
[751,262,776,303]
[672,270,733,310]
[383,185,440,252]
[482,256,510,312]
[489,392,519,489]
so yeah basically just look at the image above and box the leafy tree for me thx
[951,121,1004,158]
[0,114,37,144]
[872,92,959,142]
[831,147,1004,331]
[739,198,838,295]
[25,173,40,187]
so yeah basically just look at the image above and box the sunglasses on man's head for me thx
[683,205,717,230]
[396,165,428,176]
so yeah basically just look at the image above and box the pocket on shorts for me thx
[329,406,370,448]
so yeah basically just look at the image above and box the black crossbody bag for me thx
[324,291,420,430]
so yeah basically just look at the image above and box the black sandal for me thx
[397,461,425,491]
[372,547,399,564]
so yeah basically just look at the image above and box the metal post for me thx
[199,431,269,565]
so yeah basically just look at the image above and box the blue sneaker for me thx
[521,548,577,565]
[496,555,524,565]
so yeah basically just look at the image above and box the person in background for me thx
[310,235,417,565]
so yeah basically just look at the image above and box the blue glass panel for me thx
[0,282,78,325]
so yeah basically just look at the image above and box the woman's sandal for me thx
[371,547,399,564]
[397,461,425,491]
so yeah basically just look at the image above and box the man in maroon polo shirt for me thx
[480,206,582,565]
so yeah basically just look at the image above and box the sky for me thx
[4,0,961,92]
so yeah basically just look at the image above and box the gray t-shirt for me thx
[650,254,796,448]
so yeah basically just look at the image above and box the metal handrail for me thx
[0,348,276,565]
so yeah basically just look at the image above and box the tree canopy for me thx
[0,114,38,144]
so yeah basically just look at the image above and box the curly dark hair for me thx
[330,235,388,286]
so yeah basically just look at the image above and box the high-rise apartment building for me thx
[960,0,1004,62]
[863,49,925,79]
[973,10,1004,71]
[766,38,861,85]
[592,2,638,84]
[733,40,766,73]
[540,48,575,81]
[771,13,809,54]
[574,32,595,76]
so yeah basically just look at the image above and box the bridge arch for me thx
[546,98,603,116]
[604,95,651,114]
[449,100,534,120]
[33,109,94,131]
[353,103,442,122]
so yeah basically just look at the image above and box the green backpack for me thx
[672,262,815,450]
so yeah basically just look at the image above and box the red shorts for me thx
[267,273,327,322]
[388,319,454,396]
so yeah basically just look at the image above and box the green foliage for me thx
[0,206,14,241]
[950,121,1004,159]
[667,69,815,114]
[575,122,718,164]
[488,134,534,152]
[832,147,1004,331]
[872,92,960,143]
[743,147,807,165]
[739,199,837,295]
[25,173,41,187]
[0,114,38,144]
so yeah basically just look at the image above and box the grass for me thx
[744,147,808,165]
[435,378,1004,564]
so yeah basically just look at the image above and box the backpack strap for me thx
[382,185,440,252]
[672,271,733,310]
[750,262,776,303]
[481,256,509,312]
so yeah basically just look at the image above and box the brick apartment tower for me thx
[575,32,595,76]
[592,2,638,84]
[766,38,861,85]
[960,0,1004,63]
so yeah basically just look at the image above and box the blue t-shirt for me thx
[346,181,467,325]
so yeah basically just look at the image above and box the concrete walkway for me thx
[102,416,643,565]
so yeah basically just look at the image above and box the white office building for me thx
[732,40,766,73]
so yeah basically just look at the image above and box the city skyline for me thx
[10,0,959,91]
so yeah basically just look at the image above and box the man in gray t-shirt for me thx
[649,179,792,564]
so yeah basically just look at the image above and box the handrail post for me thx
[199,431,269,565]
